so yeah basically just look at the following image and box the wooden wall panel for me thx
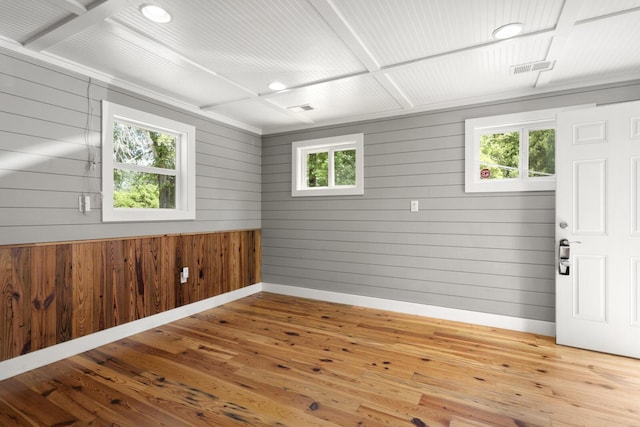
[0,249,14,360]
[0,230,261,363]
[71,242,95,340]
[31,246,57,352]
[55,244,72,344]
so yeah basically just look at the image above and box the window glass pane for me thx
[479,131,520,180]
[113,121,176,170]
[528,129,555,178]
[306,152,328,187]
[334,149,356,186]
[113,169,176,208]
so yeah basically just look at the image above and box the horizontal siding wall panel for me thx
[197,138,262,164]
[0,47,261,245]
[0,93,101,130]
[262,219,553,236]
[0,52,98,97]
[365,128,464,148]
[0,86,100,123]
[1,171,100,193]
[368,160,465,176]
[0,150,92,176]
[196,153,262,173]
[196,199,261,211]
[261,263,553,296]
[261,273,555,321]
[262,80,640,323]
[197,187,261,201]
[262,195,555,211]
[261,268,553,307]
[0,112,99,147]
[262,238,554,265]
[263,251,552,280]
[264,209,554,224]
[367,148,464,165]
[0,189,82,208]
[197,164,262,183]
[262,229,554,251]
[0,131,100,162]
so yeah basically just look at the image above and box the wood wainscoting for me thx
[0,230,261,363]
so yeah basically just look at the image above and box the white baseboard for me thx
[1,282,555,380]
[261,283,556,337]
[0,283,263,381]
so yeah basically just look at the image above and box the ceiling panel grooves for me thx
[0,0,638,133]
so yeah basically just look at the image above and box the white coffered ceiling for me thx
[1,0,639,134]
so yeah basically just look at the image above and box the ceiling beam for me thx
[100,18,313,126]
[535,0,584,88]
[206,27,556,115]
[23,0,133,51]
[42,0,88,16]
[105,18,258,98]
[537,4,640,88]
[309,0,416,109]
[101,18,316,125]
[308,0,380,72]
[375,74,414,109]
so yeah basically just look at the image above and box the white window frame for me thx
[465,107,573,193]
[101,101,196,222]
[292,133,364,197]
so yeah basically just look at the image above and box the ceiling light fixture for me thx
[268,81,287,91]
[140,4,172,23]
[492,23,523,40]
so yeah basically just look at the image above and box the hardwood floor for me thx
[1,292,639,426]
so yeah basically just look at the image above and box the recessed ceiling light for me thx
[140,4,172,23]
[268,81,287,91]
[492,23,523,40]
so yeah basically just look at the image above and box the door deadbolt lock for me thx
[558,239,581,275]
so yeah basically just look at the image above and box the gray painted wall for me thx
[4,44,640,324]
[0,47,261,245]
[262,81,640,322]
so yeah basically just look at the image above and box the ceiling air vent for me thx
[510,60,555,75]
[287,104,314,113]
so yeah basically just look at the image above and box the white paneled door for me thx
[556,100,640,358]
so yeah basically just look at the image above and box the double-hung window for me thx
[102,101,196,221]
[292,133,364,197]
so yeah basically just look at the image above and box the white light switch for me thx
[410,200,419,212]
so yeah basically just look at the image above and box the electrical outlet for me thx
[410,200,419,212]
[180,267,189,284]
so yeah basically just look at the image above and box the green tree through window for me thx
[306,149,356,187]
[334,149,356,185]
[113,122,176,208]
[479,131,520,179]
[528,129,555,177]
[306,152,328,187]
[478,128,555,181]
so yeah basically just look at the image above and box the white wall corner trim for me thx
[261,283,556,337]
[0,284,263,381]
